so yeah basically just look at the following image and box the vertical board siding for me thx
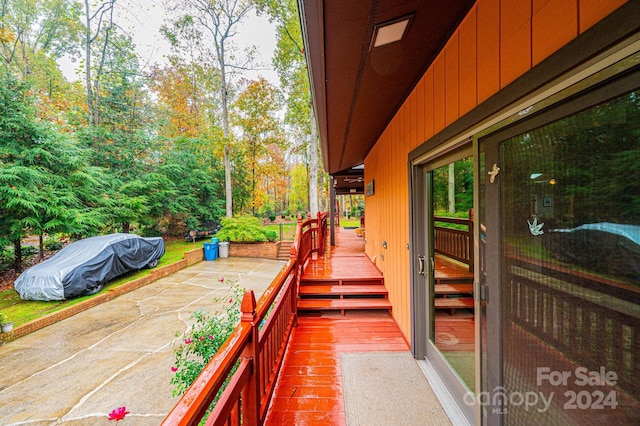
[433,54,446,133]
[477,0,501,103]
[459,7,478,116]
[579,0,627,33]
[363,0,627,341]
[445,32,460,126]
[500,0,532,87]
[532,0,578,65]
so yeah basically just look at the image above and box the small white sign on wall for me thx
[366,180,375,196]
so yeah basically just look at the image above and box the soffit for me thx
[299,0,475,175]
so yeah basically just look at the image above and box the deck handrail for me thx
[505,255,640,401]
[162,212,328,426]
[434,210,474,272]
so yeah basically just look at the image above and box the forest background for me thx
[0,0,328,273]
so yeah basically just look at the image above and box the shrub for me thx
[215,216,277,242]
[44,235,64,251]
[264,229,278,242]
[170,282,245,400]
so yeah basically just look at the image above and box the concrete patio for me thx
[0,257,285,425]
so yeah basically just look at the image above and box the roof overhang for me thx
[332,166,365,195]
[298,0,475,175]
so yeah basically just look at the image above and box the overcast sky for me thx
[58,1,278,85]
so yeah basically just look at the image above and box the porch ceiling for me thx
[333,166,365,195]
[298,0,475,176]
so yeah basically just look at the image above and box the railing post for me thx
[290,243,299,327]
[316,211,323,256]
[240,291,259,426]
[469,209,475,273]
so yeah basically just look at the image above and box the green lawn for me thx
[264,222,297,240]
[0,239,199,327]
[340,218,362,228]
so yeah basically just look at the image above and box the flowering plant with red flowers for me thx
[170,281,244,400]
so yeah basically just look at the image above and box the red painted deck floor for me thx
[264,228,471,424]
[302,227,380,280]
[263,312,409,425]
[265,228,408,425]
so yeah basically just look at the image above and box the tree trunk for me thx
[84,0,93,127]
[38,233,44,261]
[309,105,319,215]
[13,239,22,272]
[220,58,233,218]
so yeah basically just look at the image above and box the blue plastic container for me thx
[203,242,219,260]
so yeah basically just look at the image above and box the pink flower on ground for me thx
[108,406,129,421]
[199,336,205,341]
[171,366,178,372]
[208,335,214,340]
[219,277,225,283]
[228,298,233,303]
[184,338,192,344]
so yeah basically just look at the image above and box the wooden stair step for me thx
[301,277,384,286]
[298,299,392,311]
[434,283,473,295]
[435,275,473,284]
[299,284,388,296]
[434,297,474,308]
[277,241,293,261]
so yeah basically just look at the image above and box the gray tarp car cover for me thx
[14,233,165,301]
[544,222,640,280]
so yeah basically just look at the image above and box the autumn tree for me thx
[289,163,308,214]
[0,0,82,78]
[256,0,319,214]
[83,0,115,127]
[0,0,83,125]
[232,77,287,215]
[165,0,255,217]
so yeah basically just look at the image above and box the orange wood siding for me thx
[477,0,501,103]
[500,0,532,87]
[579,0,628,33]
[363,0,627,341]
[459,7,478,116]
[445,32,460,126]
[532,0,578,65]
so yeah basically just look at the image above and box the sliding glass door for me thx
[480,65,640,425]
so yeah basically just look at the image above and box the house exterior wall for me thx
[363,0,628,340]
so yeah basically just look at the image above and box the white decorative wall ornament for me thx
[527,217,545,236]
[488,163,500,183]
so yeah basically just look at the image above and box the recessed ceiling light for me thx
[371,15,414,49]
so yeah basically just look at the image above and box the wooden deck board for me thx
[264,311,408,425]
[264,227,474,424]
[434,283,473,294]
[298,299,392,311]
[299,284,388,296]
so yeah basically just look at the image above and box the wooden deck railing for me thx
[434,211,474,272]
[506,256,640,400]
[162,212,328,426]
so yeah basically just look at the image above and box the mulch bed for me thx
[1,250,58,292]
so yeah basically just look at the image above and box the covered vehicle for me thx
[544,222,640,280]
[15,233,165,301]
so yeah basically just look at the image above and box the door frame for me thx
[409,140,477,423]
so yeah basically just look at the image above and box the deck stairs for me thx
[297,276,391,315]
[434,272,474,315]
[277,241,293,261]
